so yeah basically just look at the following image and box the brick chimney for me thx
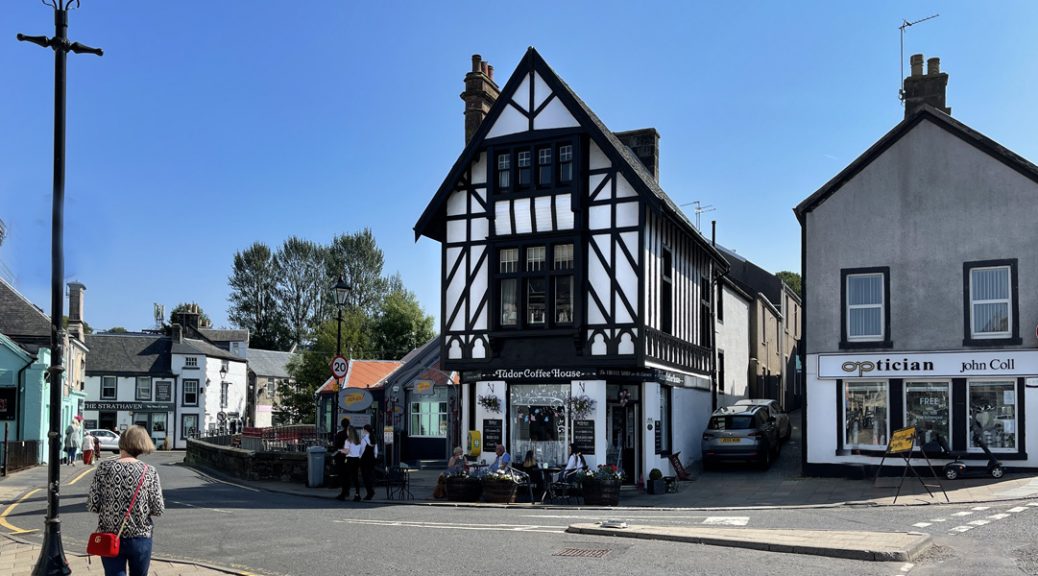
[173,307,200,333]
[172,323,183,343]
[67,282,86,341]
[461,54,500,144]
[614,128,660,181]
[903,54,950,118]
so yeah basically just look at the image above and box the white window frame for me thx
[409,398,448,438]
[184,356,198,368]
[183,379,199,407]
[969,265,1012,339]
[101,376,117,400]
[843,380,889,450]
[135,377,152,401]
[846,273,885,341]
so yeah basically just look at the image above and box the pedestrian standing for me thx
[342,426,364,502]
[360,424,378,500]
[82,430,95,466]
[64,418,83,467]
[87,425,165,576]
[333,417,351,500]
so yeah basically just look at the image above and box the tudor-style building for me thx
[796,55,1038,475]
[415,49,728,481]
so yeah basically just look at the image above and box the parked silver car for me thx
[701,404,781,469]
[87,429,120,454]
[733,398,791,441]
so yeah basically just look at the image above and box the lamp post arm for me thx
[68,41,102,56]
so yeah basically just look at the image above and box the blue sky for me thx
[2,1,1037,333]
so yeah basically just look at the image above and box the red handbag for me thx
[87,465,148,557]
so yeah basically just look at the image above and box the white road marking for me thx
[337,518,567,534]
[911,522,932,528]
[168,500,234,514]
[1027,502,1038,507]
[949,526,973,533]
[1009,506,1028,513]
[971,506,990,511]
[900,562,915,572]
[967,520,990,526]
[703,517,749,526]
[927,518,947,522]
[988,513,1011,520]
[951,511,973,517]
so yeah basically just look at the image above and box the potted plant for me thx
[567,394,597,419]
[444,471,482,502]
[481,469,518,503]
[647,468,666,495]
[580,464,623,506]
[476,394,502,414]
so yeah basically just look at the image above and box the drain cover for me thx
[553,548,610,558]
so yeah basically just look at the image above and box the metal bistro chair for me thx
[510,468,535,503]
[386,466,413,501]
[544,471,581,505]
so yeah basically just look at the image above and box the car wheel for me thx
[990,465,1005,479]
[944,466,959,481]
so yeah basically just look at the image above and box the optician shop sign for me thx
[818,350,1038,379]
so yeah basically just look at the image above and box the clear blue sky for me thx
[2,1,1037,333]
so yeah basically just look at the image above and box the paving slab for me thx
[566,523,932,562]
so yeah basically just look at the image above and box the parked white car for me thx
[733,399,791,441]
[87,429,120,454]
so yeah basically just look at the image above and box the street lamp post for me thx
[332,276,351,428]
[17,2,102,574]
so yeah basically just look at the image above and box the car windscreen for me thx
[708,415,755,430]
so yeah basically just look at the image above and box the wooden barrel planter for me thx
[445,476,482,502]
[481,478,518,503]
[581,478,620,506]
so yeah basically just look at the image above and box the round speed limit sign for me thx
[330,355,349,379]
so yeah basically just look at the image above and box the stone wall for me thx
[185,438,311,484]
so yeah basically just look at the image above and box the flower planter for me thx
[481,478,518,503]
[647,479,666,495]
[445,476,482,502]
[581,478,621,506]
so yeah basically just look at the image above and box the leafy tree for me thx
[326,229,387,319]
[275,237,327,348]
[776,271,802,297]
[228,242,291,350]
[374,283,435,360]
[169,302,212,328]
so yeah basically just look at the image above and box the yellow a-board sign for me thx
[887,426,916,454]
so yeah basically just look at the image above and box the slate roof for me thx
[795,105,1038,221]
[172,338,244,363]
[85,333,173,376]
[198,328,249,345]
[385,338,458,391]
[414,47,728,271]
[247,348,296,379]
[0,277,51,350]
[716,246,782,306]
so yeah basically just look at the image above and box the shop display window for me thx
[844,381,888,449]
[968,381,1016,451]
[510,384,568,465]
[904,381,950,450]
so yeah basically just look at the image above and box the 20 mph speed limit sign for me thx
[330,355,349,379]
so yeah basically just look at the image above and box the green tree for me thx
[776,271,801,297]
[228,242,291,350]
[275,237,327,348]
[326,228,387,319]
[374,282,435,360]
[169,302,212,328]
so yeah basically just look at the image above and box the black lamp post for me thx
[17,2,102,574]
[332,275,351,357]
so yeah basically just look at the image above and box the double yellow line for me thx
[0,466,96,535]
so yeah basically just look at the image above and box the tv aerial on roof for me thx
[899,14,940,102]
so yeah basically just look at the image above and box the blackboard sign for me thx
[483,419,502,451]
[573,419,595,455]
[654,420,662,454]
[0,387,16,421]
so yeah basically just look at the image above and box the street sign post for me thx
[330,355,349,379]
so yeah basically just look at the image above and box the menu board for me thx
[483,419,502,451]
[573,419,595,455]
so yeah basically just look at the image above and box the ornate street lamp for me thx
[332,275,351,357]
[17,2,102,574]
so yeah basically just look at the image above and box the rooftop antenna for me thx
[899,14,939,102]
[680,201,716,231]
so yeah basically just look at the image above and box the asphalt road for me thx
[6,453,1038,575]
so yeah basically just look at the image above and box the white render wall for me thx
[716,284,751,407]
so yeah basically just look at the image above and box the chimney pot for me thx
[910,54,924,77]
[471,54,482,72]
[927,57,940,75]
[461,53,500,144]
[487,64,494,80]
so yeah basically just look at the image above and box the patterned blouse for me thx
[87,460,165,538]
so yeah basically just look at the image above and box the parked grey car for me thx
[87,429,120,454]
[701,404,781,469]
[734,398,791,441]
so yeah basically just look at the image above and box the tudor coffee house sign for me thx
[818,351,1038,379]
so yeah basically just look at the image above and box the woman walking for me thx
[64,418,83,466]
[87,425,165,576]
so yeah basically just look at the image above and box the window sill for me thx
[839,340,893,350]
[962,337,1022,347]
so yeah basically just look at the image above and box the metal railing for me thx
[191,425,324,453]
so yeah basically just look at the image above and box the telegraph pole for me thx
[17,2,102,574]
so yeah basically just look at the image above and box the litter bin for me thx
[307,446,326,488]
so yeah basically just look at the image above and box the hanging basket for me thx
[581,477,621,506]
[481,477,518,503]
[445,476,482,502]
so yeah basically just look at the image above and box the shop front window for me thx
[968,381,1016,451]
[510,384,568,466]
[904,381,950,449]
[844,381,888,449]
[410,388,448,438]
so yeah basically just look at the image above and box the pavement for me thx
[5,412,1038,569]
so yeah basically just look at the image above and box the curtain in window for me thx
[848,275,882,337]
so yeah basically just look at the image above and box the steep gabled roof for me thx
[0,277,51,341]
[795,105,1038,222]
[85,333,173,376]
[173,338,244,363]
[199,328,249,345]
[247,348,296,379]
[385,337,458,391]
[716,245,782,306]
[414,47,727,268]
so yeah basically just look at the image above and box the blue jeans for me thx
[101,536,152,576]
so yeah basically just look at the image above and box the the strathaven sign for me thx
[818,350,1038,379]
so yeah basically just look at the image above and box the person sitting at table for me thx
[447,447,466,474]
[522,450,537,469]
[490,443,511,472]
[561,443,588,481]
